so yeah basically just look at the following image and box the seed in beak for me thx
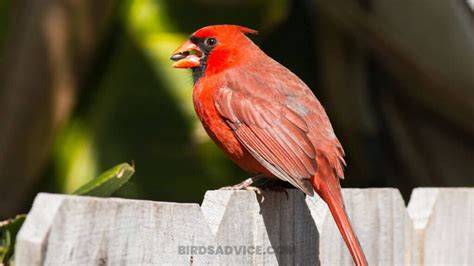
[170,51,189,61]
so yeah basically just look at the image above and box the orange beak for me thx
[170,40,202,68]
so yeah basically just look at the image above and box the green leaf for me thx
[0,214,27,265]
[73,163,135,197]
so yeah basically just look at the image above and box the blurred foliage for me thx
[53,120,97,194]
[0,215,26,265]
[2,0,471,217]
[47,0,291,203]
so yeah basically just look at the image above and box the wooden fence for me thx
[15,188,473,265]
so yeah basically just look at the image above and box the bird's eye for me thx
[205,37,217,47]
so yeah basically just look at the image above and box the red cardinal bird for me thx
[171,25,367,265]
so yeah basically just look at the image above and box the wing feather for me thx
[214,64,346,195]
[215,85,316,195]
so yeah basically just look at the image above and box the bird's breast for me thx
[193,81,244,157]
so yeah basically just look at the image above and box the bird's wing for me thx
[214,69,322,195]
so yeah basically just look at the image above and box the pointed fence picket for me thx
[15,188,473,265]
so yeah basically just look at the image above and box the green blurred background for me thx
[0,0,473,219]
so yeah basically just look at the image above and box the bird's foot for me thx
[219,174,264,190]
[219,183,264,202]
[219,177,255,190]
[219,175,265,201]
[220,184,262,195]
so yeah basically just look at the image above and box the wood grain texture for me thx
[17,194,216,265]
[306,188,410,265]
[202,190,318,265]
[15,188,474,265]
[15,194,67,266]
[408,188,474,265]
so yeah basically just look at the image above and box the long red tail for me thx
[312,169,368,266]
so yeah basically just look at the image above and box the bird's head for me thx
[170,25,258,81]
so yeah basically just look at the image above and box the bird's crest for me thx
[192,25,258,39]
[231,25,258,35]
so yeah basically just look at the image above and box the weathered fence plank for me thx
[201,190,319,265]
[15,194,67,265]
[16,194,217,265]
[407,188,474,265]
[14,188,474,265]
[307,188,410,265]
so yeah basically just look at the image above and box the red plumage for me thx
[171,25,367,265]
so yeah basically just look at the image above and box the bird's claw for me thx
[219,185,264,202]
[220,184,246,190]
[219,175,266,202]
[219,185,261,194]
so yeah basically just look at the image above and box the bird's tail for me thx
[311,167,368,266]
